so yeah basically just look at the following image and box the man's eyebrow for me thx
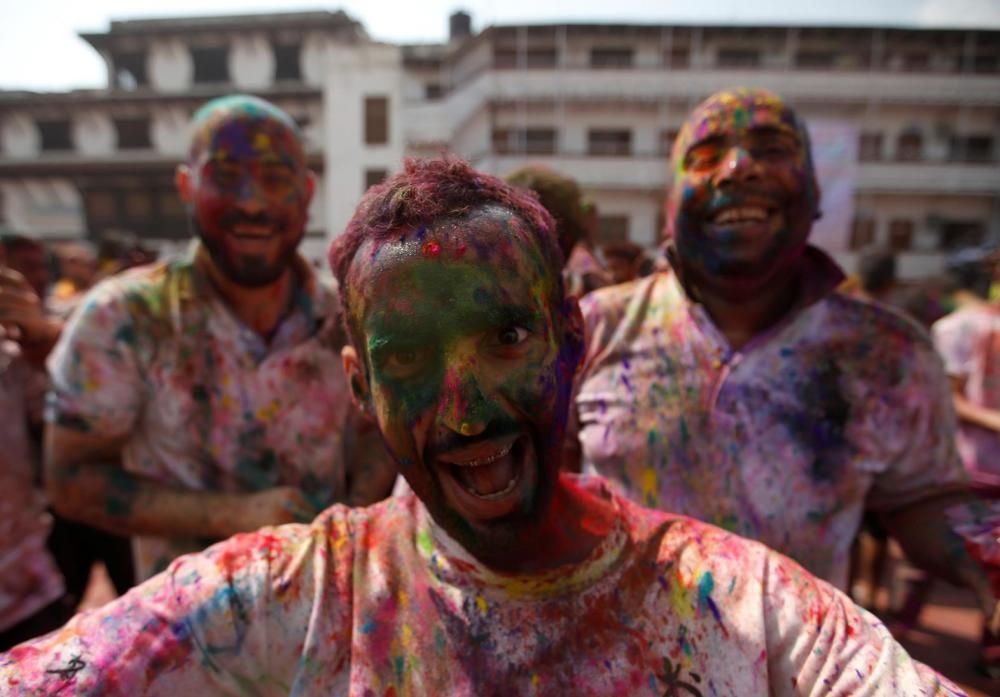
[685,133,728,152]
[747,124,800,142]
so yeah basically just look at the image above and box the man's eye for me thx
[496,327,529,346]
[685,147,721,171]
[383,347,428,378]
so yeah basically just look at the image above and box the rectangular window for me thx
[858,132,883,162]
[364,168,388,191]
[659,129,679,156]
[124,191,152,220]
[115,117,151,150]
[273,44,302,82]
[364,96,389,146]
[114,51,148,88]
[896,131,923,161]
[85,190,117,220]
[949,135,994,162]
[940,222,985,250]
[664,47,690,68]
[590,47,633,68]
[902,52,930,72]
[717,48,760,68]
[972,53,999,73]
[597,215,629,244]
[191,46,230,84]
[424,83,444,100]
[850,217,876,250]
[888,219,914,251]
[37,119,72,152]
[491,128,557,155]
[794,51,836,69]
[493,46,558,69]
[588,129,632,157]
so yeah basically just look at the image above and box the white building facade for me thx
[1,12,998,277]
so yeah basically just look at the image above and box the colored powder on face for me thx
[422,241,441,257]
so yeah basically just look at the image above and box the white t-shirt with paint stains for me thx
[574,248,967,589]
[0,476,962,696]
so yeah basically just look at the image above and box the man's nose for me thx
[235,176,268,214]
[715,146,761,188]
[437,366,492,438]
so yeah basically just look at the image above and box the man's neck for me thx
[474,474,618,575]
[692,266,801,351]
[206,262,297,340]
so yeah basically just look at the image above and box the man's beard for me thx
[191,213,302,288]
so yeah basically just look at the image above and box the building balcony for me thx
[470,152,666,191]
[465,149,1000,197]
[465,68,1000,107]
[856,161,1000,194]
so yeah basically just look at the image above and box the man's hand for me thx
[0,268,62,365]
[237,486,321,532]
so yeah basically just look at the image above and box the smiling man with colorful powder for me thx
[1,158,963,695]
[572,88,997,636]
[40,95,393,582]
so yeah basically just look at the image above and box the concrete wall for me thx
[323,41,405,240]
[149,38,193,92]
[230,34,273,90]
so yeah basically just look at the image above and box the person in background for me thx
[572,88,998,651]
[0,241,68,651]
[505,165,610,297]
[601,240,647,286]
[0,158,963,696]
[43,95,394,582]
[48,242,97,317]
[0,234,136,626]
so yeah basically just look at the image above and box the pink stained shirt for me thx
[45,244,353,580]
[0,475,963,696]
[574,246,967,589]
[933,305,1000,488]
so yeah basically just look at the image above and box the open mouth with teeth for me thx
[706,203,784,235]
[434,434,534,521]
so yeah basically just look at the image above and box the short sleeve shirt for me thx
[46,245,352,579]
[575,247,967,589]
[933,305,1000,483]
[0,475,962,696]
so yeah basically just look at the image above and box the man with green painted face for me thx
[572,88,998,650]
[1,158,961,695]
[42,95,394,582]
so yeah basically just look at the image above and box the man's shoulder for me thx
[819,291,936,355]
[581,273,668,316]
[934,304,998,335]
[74,258,185,325]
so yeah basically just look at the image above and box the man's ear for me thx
[175,164,193,204]
[342,345,372,416]
[304,170,317,206]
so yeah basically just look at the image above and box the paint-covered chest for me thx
[340,546,772,696]
[130,321,350,491]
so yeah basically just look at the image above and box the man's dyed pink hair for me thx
[329,158,565,339]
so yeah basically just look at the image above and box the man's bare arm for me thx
[45,423,320,539]
[880,491,999,632]
[951,376,1000,432]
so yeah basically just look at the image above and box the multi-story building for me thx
[0,10,369,260]
[2,10,999,277]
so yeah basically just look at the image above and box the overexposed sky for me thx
[2,0,999,91]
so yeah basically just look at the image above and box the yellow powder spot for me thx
[640,467,658,505]
[670,573,695,620]
[475,596,488,614]
[254,133,272,151]
[531,673,540,688]
[402,623,413,650]
[398,590,409,610]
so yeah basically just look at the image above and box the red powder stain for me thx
[421,241,441,257]
[454,243,467,258]
[845,623,856,637]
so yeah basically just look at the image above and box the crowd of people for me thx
[0,88,997,695]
